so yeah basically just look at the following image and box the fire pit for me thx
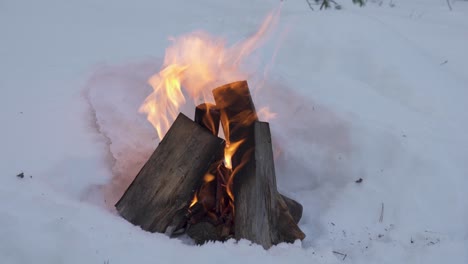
[116,80,305,249]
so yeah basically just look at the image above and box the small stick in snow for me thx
[332,251,347,261]
[446,0,452,11]
[379,203,384,223]
[306,0,314,10]
[440,60,448,65]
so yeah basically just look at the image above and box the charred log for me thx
[186,221,220,245]
[194,103,220,136]
[115,113,225,235]
[213,80,257,168]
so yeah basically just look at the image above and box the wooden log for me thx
[212,80,257,168]
[234,121,305,249]
[115,113,225,234]
[194,103,220,136]
[280,194,303,224]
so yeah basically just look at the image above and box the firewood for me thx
[233,121,305,249]
[194,103,220,136]
[115,113,225,235]
[213,80,257,168]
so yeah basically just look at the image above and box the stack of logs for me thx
[116,80,305,249]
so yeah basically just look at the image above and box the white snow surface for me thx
[1,0,468,263]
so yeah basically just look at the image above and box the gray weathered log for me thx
[115,113,225,234]
[233,121,305,249]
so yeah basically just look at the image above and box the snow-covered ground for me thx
[1,0,467,263]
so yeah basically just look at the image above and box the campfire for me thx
[116,81,304,249]
[114,10,305,249]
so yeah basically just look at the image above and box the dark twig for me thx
[306,0,314,10]
[320,0,329,10]
[379,202,384,223]
[446,0,453,11]
[332,251,348,261]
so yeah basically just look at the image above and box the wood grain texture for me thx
[115,113,225,234]
[234,121,305,249]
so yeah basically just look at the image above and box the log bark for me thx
[194,103,220,136]
[115,113,225,234]
[234,121,305,249]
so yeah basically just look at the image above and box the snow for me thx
[1,0,468,263]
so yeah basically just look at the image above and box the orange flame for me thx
[189,193,198,208]
[139,10,280,140]
[189,173,216,208]
[224,140,245,170]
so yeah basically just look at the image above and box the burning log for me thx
[115,113,225,234]
[213,81,305,249]
[116,80,305,249]
[194,103,220,136]
[213,80,257,169]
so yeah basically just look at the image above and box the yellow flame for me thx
[139,65,188,139]
[189,194,198,208]
[189,173,215,208]
[139,10,280,140]
[224,139,245,170]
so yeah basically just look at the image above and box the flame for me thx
[139,9,280,140]
[139,65,188,140]
[189,194,198,208]
[226,148,254,203]
[189,173,216,208]
[224,140,246,170]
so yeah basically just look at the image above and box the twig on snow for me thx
[446,0,453,11]
[379,202,384,223]
[332,250,348,261]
